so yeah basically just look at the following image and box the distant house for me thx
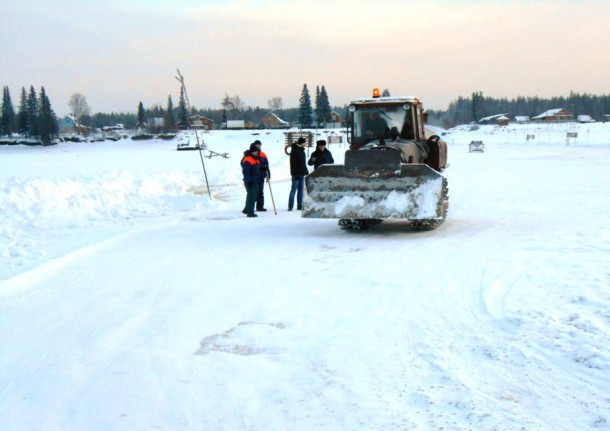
[496,115,510,126]
[532,108,573,122]
[260,112,289,129]
[189,115,214,130]
[326,111,345,128]
[58,116,77,131]
[514,116,530,123]
[478,113,509,125]
[58,115,90,133]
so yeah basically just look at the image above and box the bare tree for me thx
[221,94,245,120]
[68,93,91,133]
[267,97,283,110]
[230,95,244,111]
[221,94,234,110]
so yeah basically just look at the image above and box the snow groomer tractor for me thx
[302,88,449,231]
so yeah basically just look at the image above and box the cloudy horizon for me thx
[2,0,609,116]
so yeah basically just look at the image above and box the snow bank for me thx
[0,170,218,262]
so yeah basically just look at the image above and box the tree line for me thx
[426,91,610,128]
[78,83,336,132]
[4,82,610,139]
[1,86,59,144]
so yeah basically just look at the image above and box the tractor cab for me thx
[348,91,426,150]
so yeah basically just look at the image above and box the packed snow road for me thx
[1,127,609,430]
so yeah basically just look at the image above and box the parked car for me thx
[469,140,484,153]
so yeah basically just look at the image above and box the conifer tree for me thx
[178,87,189,128]
[164,95,176,132]
[314,85,321,125]
[17,87,28,135]
[26,86,39,138]
[38,87,58,145]
[471,91,483,122]
[1,86,16,136]
[298,84,313,127]
[136,101,146,128]
[318,86,332,125]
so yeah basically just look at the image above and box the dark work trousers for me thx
[244,181,259,215]
[257,176,266,210]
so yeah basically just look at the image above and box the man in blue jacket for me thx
[252,140,270,212]
[241,144,261,217]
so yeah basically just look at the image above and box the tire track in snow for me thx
[0,220,180,302]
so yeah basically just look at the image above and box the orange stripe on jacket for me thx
[242,155,260,165]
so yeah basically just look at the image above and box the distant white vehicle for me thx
[577,115,595,123]
[469,140,484,153]
[102,124,126,131]
[226,120,245,129]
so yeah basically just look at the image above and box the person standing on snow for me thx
[308,139,334,170]
[252,140,270,212]
[288,137,309,211]
[241,143,261,217]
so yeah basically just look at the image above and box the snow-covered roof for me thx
[267,112,288,125]
[533,108,570,119]
[478,113,508,122]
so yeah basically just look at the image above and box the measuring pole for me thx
[266,171,277,215]
[175,69,212,199]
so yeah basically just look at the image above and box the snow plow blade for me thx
[302,150,448,224]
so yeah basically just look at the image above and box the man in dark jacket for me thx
[242,140,270,212]
[288,137,309,211]
[252,140,270,211]
[241,143,261,217]
[307,139,334,170]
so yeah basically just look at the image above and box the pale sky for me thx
[2,0,609,116]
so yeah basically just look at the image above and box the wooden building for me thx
[260,112,290,129]
[189,115,215,130]
[532,109,573,122]
[478,113,509,125]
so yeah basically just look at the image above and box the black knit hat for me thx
[297,137,306,144]
[316,139,327,146]
[253,140,262,146]
[249,143,259,152]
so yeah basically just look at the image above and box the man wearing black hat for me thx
[252,140,270,212]
[241,143,261,217]
[288,137,309,211]
[308,139,334,170]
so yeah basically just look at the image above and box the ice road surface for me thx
[1,122,609,430]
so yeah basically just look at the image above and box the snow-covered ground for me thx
[1,122,609,430]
